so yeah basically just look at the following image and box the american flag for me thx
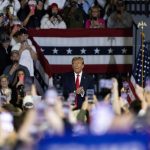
[29,28,133,75]
[132,42,150,86]
[127,34,150,102]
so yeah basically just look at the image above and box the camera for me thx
[17,84,25,98]
[92,17,98,21]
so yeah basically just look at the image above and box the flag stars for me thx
[94,48,100,54]
[108,48,113,54]
[66,48,72,54]
[53,48,58,54]
[81,48,86,54]
[122,48,127,54]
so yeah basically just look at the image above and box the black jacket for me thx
[62,72,94,109]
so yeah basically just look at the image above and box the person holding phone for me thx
[3,50,30,85]
[10,68,27,107]
[11,28,37,77]
[17,0,45,29]
[40,3,66,29]
[62,57,94,109]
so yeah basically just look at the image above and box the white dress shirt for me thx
[74,71,83,85]
[74,71,84,97]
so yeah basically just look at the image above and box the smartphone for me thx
[23,41,28,46]
[0,112,14,133]
[57,89,65,101]
[36,102,45,116]
[30,5,35,14]
[145,77,150,87]
[121,92,127,100]
[120,92,129,107]
[0,95,7,106]
[122,81,129,89]
[34,102,46,129]
[99,79,113,90]
[63,102,70,116]
[86,89,94,103]
[19,74,24,83]
[67,92,76,105]
[45,88,58,106]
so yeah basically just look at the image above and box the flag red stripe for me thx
[28,28,132,37]
[128,79,139,100]
[45,65,132,74]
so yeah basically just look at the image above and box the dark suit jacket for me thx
[62,72,94,109]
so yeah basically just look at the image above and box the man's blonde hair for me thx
[72,57,84,64]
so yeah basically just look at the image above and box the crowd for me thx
[0,55,150,149]
[0,0,133,31]
[0,0,142,149]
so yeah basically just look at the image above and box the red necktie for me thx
[76,74,80,89]
[75,74,80,107]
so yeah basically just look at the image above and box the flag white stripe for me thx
[130,75,136,88]
[128,86,136,101]
[34,37,133,47]
[45,55,132,65]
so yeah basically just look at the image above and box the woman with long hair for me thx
[85,5,105,29]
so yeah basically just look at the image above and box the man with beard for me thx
[3,50,30,85]
[63,0,85,28]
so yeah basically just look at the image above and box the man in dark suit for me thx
[62,56,94,109]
